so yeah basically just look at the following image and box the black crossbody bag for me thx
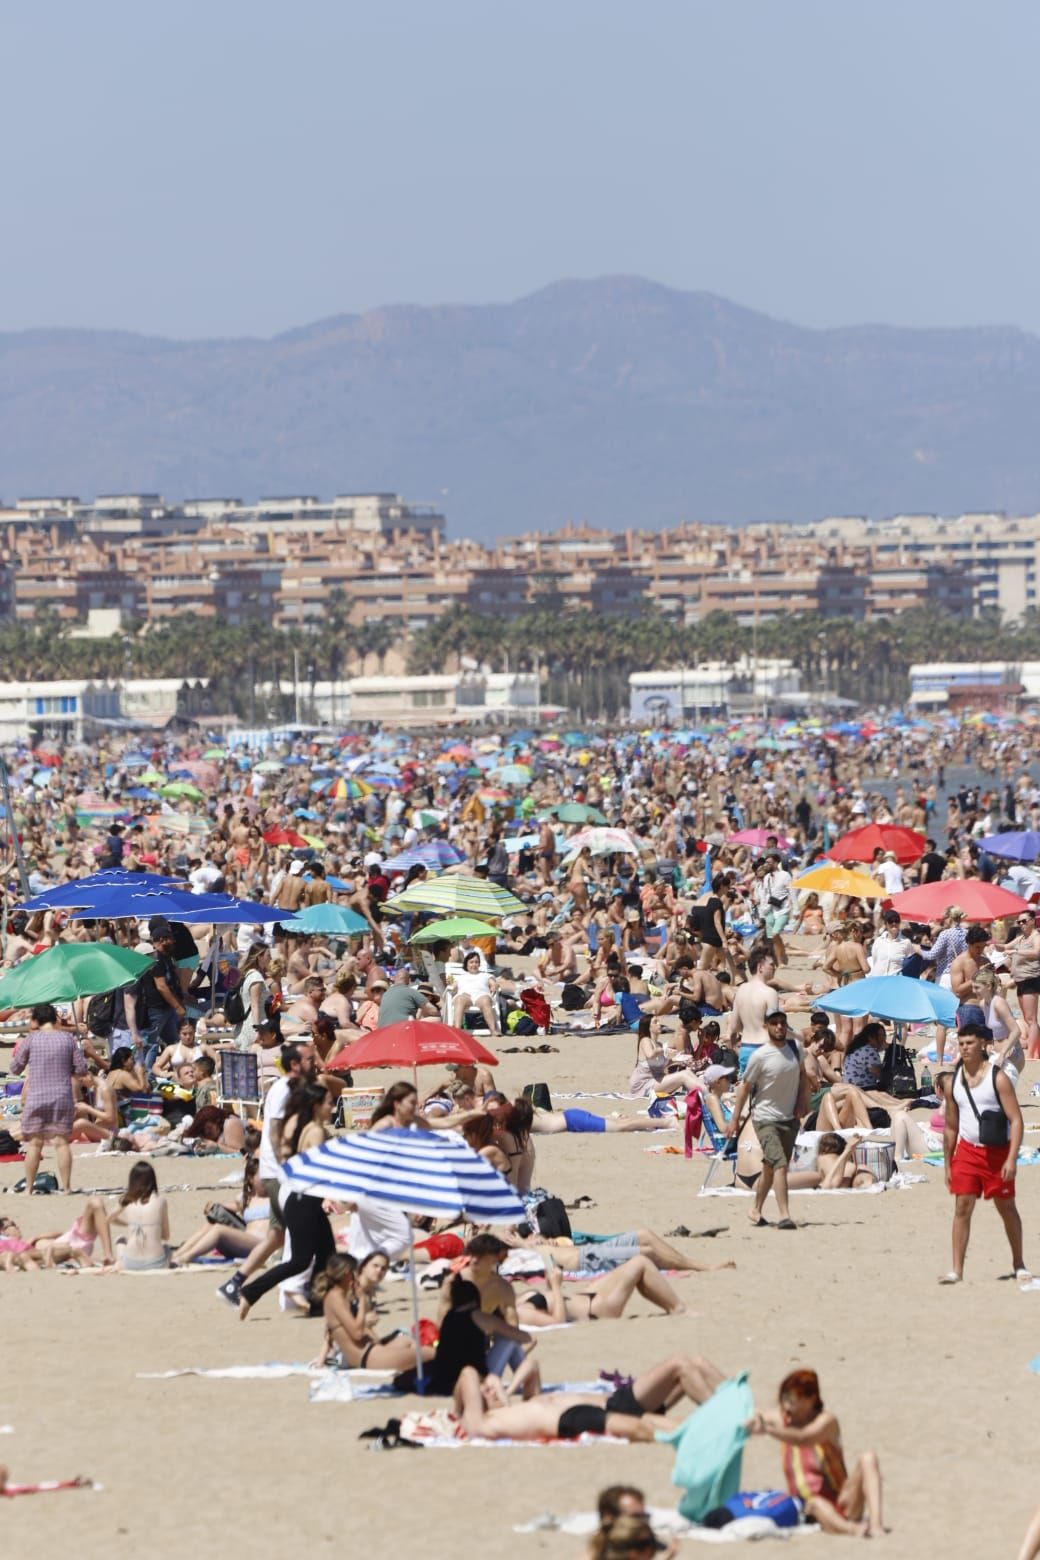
[955,1062,1009,1147]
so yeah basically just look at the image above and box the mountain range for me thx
[2,276,1039,537]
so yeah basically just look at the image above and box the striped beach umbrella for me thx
[383,841,466,873]
[384,874,525,918]
[281,1125,524,1382]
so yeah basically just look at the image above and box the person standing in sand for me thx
[728,947,778,1071]
[10,1003,88,1195]
[940,1023,1029,1285]
[725,1010,807,1230]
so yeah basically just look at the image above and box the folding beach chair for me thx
[698,1109,741,1192]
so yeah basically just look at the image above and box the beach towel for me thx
[513,1507,815,1542]
[395,1407,628,1449]
[657,1374,754,1522]
[2,1478,98,1498]
[309,1373,608,1404]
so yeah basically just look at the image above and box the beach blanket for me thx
[310,1373,609,1404]
[514,1507,816,1542]
[139,1363,330,1381]
[397,1407,627,1448]
[698,1172,925,1198]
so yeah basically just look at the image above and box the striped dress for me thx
[782,1437,848,1511]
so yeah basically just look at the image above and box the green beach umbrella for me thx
[0,943,153,1009]
[160,782,204,801]
[540,802,608,826]
[203,747,227,760]
[409,917,502,944]
[385,875,525,919]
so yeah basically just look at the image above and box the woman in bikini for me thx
[313,1253,437,1373]
[515,1252,690,1326]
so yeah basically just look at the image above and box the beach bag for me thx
[205,1202,247,1231]
[885,1041,918,1100]
[853,1141,896,1182]
[560,983,587,1011]
[508,1013,537,1036]
[0,1129,21,1156]
[683,1089,704,1157]
[86,988,118,1038]
[534,1196,572,1240]
[955,1062,1009,1146]
[522,1083,552,1111]
[223,982,246,1026]
[12,1173,58,1194]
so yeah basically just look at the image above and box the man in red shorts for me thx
[941,1023,1029,1284]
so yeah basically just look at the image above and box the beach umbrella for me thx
[726,828,793,850]
[254,760,284,775]
[817,975,958,1026]
[263,827,311,848]
[19,869,184,911]
[65,887,283,925]
[490,763,532,786]
[281,903,369,936]
[383,841,466,873]
[139,770,166,786]
[412,809,446,829]
[384,875,525,918]
[562,826,641,857]
[827,824,925,866]
[299,835,327,852]
[408,917,502,944]
[887,881,1030,923]
[202,748,227,761]
[0,943,154,1009]
[542,802,609,826]
[794,864,885,899]
[325,1020,498,1077]
[978,831,1040,862]
[280,1126,524,1382]
[160,782,204,802]
[153,813,211,837]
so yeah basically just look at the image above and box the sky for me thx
[4,0,1040,340]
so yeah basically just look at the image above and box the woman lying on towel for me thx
[452,1365,659,1443]
[515,1253,691,1324]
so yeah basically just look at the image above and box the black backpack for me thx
[224,982,246,1026]
[86,988,118,1038]
[534,1196,572,1240]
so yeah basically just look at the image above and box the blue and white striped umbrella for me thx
[280,1125,525,1224]
[383,840,466,874]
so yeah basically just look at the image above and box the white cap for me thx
[364,851,383,868]
[288,859,305,876]
[702,1064,736,1084]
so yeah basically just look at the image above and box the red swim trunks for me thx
[949,1140,1016,1200]
[415,1233,466,1262]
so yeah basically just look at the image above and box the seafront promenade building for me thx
[0,494,1030,635]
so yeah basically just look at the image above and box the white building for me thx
[0,680,121,745]
[629,660,802,722]
[256,670,541,726]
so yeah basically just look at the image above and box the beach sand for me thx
[1,958,1037,1558]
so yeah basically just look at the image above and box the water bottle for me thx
[921,1065,933,1094]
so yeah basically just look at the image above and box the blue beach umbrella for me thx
[817,975,958,1026]
[978,831,1040,863]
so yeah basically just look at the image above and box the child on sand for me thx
[746,1368,885,1538]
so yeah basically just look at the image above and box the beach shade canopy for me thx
[66,888,285,925]
[409,917,502,944]
[816,974,958,1026]
[979,831,1040,862]
[327,1020,498,1074]
[384,875,525,918]
[263,827,311,848]
[827,824,926,866]
[0,943,154,1008]
[153,813,211,837]
[281,902,369,936]
[561,826,641,858]
[726,828,792,850]
[280,1124,524,1384]
[383,841,466,874]
[19,869,183,912]
[542,802,609,826]
[281,1125,522,1223]
[794,864,885,899]
[160,782,204,802]
[887,881,1030,924]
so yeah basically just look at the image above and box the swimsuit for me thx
[557,1404,607,1439]
[561,1108,606,1133]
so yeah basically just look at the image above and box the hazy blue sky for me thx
[6,1,1039,339]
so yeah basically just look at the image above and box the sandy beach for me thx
[1,951,1038,1560]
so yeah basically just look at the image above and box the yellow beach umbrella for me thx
[795,863,884,899]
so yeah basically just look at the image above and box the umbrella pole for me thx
[208,930,221,1015]
[407,1225,425,1387]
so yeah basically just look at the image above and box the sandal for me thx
[776,1218,797,1230]
[938,1271,962,1285]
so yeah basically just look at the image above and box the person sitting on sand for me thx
[312,1253,438,1374]
[415,1274,534,1396]
[628,1017,702,1098]
[109,1160,171,1270]
[746,1367,885,1538]
[72,1046,149,1141]
[172,1156,269,1266]
[515,1250,691,1325]
[453,1233,542,1395]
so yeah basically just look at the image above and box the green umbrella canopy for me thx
[282,903,369,936]
[160,782,204,801]
[540,802,609,826]
[0,943,153,1009]
[409,917,502,944]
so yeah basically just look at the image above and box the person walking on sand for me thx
[939,1023,1029,1285]
[10,1003,88,1195]
[725,1010,807,1230]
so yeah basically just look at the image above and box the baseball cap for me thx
[765,1009,788,1023]
[702,1064,736,1084]
[364,851,383,868]
[288,860,305,876]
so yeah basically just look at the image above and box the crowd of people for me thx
[4,711,1040,1540]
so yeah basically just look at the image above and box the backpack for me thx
[86,988,119,1038]
[224,981,246,1026]
[534,1196,572,1240]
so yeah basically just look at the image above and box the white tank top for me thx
[982,997,1009,1043]
[953,1063,1003,1147]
